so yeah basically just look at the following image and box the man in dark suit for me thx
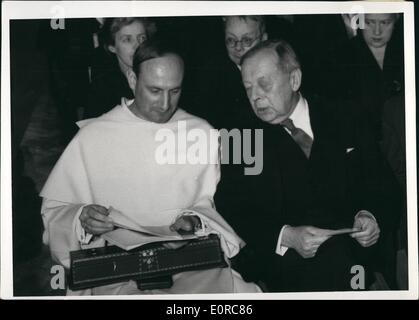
[216,39,400,292]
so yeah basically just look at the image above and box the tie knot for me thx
[281,118,297,134]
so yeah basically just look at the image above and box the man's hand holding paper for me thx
[164,215,202,249]
[282,226,333,259]
[170,215,202,235]
[350,212,380,247]
[282,225,364,259]
[79,204,114,235]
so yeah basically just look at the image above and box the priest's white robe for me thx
[40,99,260,295]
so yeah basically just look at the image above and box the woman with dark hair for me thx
[85,17,157,118]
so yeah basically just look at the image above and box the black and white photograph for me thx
[1,1,418,300]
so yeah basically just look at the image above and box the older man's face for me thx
[362,14,396,49]
[224,17,264,66]
[241,49,298,124]
[131,54,184,123]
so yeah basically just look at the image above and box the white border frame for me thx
[1,1,417,300]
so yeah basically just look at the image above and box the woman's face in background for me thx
[109,21,147,70]
[362,14,396,49]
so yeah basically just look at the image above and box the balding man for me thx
[40,39,260,295]
[225,39,399,292]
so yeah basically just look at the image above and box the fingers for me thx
[89,204,110,216]
[81,217,114,234]
[170,219,189,232]
[94,211,113,224]
[82,205,112,222]
[353,230,380,246]
[80,205,113,235]
[85,211,112,225]
[299,238,323,258]
[170,216,198,234]
[351,220,380,247]
[309,227,332,236]
[293,226,331,258]
[353,219,363,230]
[84,224,114,235]
[162,240,189,250]
[311,235,331,245]
[356,233,380,247]
[351,228,379,240]
[179,218,194,231]
[306,229,331,246]
[301,245,319,259]
[302,252,316,259]
[297,221,381,256]
[351,222,380,239]
[85,217,113,229]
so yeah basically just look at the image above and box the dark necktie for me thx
[281,118,313,158]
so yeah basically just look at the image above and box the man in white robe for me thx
[40,40,260,295]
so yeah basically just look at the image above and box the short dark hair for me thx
[132,39,184,77]
[222,15,266,35]
[101,17,157,50]
[241,39,301,73]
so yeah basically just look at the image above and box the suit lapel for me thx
[307,97,340,161]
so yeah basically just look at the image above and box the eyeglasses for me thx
[225,35,260,48]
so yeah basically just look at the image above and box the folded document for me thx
[101,207,199,250]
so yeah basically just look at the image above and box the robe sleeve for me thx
[184,206,245,258]
[41,198,105,269]
[181,129,245,258]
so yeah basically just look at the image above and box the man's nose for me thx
[249,87,261,104]
[234,40,244,51]
[374,23,382,35]
[160,92,171,111]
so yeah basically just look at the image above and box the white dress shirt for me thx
[284,94,314,139]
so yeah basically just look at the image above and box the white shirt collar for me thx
[287,94,314,139]
[121,97,183,123]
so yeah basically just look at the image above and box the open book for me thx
[100,207,198,250]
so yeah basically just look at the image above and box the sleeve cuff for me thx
[73,205,93,244]
[276,225,290,256]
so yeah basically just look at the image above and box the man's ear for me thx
[127,69,137,93]
[262,32,268,41]
[108,45,116,54]
[289,68,302,92]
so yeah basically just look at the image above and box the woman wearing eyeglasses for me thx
[185,16,268,130]
[223,16,268,67]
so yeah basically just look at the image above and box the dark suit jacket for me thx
[342,33,404,141]
[84,49,134,119]
[381,94,407,250]
[181,52,259,130]
[215,95,401,291]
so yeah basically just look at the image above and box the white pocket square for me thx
[346,147,355,153]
